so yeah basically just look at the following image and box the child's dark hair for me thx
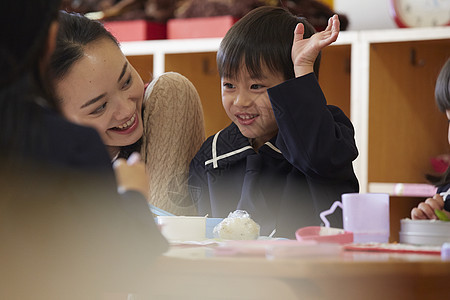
[217,6,321,81]
[426,58,450,186]
[49,11,119,82]
[435,58,450,113]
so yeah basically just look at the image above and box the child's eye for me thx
[90,102,107,115]
[250,84,264,90]
[223,82,235,89]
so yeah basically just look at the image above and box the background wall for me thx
[334,0,398,30]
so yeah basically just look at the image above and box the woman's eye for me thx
[122,75,132,89]
[90,102,107,115]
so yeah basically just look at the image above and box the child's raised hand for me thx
[411,194,447,220]
[292,14,340,77]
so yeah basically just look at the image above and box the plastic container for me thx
[156,216,206,241]
[342,193,390,243]
[399,219,450,246]
[295,226,353,244]
[320,193,390,243]
[206,218,223,239]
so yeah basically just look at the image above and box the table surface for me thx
[145,241,450,300]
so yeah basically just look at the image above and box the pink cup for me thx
[320,193,390,243]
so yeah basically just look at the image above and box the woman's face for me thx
[55,37,144,149]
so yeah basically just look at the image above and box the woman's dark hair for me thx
[0,0,61,157]
[217,6,321,81]
[426,58,450,186]
[49,11,119,82]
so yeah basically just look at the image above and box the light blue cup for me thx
[206,218,223,239]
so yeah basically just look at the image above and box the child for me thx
[189,6,359,238]
[411,58,450,220]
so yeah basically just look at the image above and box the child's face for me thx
[55,38,144,149]
[221,64,285,148]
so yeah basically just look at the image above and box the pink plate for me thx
[296,226,353,244]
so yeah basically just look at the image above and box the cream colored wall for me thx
[334,0,398,30]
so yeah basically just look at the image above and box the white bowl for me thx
[399,219,450,246]
[156,216,206,241]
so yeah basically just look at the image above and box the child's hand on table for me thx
[411,194,450,220]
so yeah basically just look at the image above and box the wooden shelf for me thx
[368,182,437,197]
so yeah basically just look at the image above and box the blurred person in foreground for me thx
[0,1,168,299]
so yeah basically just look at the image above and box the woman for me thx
[49,11,205,215]
[0,1,168,298]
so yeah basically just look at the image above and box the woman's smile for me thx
[109,112,139,134]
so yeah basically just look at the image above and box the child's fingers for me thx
[324,14,333,32]
[417,202,438,219]
[433,193,445,203]
[323,15,339,43]
[411,207,427,219]
[293,23,304,43]
[331,15,340,36]
[426,196,445,210]
[316,15,339,47]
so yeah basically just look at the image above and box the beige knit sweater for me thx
[140,72,205,216]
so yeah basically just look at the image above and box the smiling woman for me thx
[54,36,145,157]
[49,11,205,215]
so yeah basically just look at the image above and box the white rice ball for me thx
[213,210,260,240]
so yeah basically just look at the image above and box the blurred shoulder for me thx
[40,106,112,169]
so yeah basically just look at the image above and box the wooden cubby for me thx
[319,45,352,118]
[368,40,450,184]
[164,52,228,137]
